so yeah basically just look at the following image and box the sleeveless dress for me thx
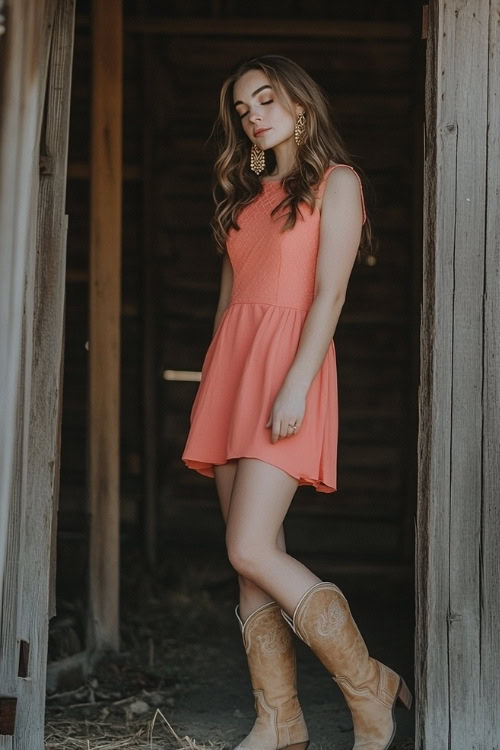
[181,163,367,493]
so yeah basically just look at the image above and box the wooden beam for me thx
[88,0,123,654]
[76,16,412,40]
[417,0,500,746]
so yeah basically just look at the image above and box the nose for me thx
[247,108,262,124]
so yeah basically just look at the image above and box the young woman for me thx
[182,55,412,750]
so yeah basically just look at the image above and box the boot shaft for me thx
[239,602,301,713]
[292,582,375,686]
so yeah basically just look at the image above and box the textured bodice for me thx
[225,165,366,312]
[183,165,366,494]
[226,182,322,312]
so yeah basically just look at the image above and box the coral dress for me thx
[181,164,366,493]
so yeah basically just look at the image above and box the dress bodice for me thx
[226,164,366,311]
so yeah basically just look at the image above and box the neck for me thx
[269,136,297,179]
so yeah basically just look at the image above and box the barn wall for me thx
[57,0,421,616]
[154,6,422,561]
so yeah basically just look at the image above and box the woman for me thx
[182,54,412,750]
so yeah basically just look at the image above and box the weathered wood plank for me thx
[417,3,454,746]
[0,0,52,630]
[446,2,488,745]
[417,0,499,746]
[87,0,123,654]
[14,4,75,748]
[49,223,68,621]
[481,1,500,744]
[0,3,58,745]
[0,0,74,747]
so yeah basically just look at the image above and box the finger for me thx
[279,418,289,439]
[271,417,281,443]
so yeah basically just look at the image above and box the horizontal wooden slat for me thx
[75,15,411,40]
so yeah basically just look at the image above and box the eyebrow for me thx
[234,84,272,108]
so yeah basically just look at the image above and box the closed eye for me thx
[239,99,274,119]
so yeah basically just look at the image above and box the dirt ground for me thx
[46,544,415,749]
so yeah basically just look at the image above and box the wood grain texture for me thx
[16,4,74,749]
[417,0,500,746]
[0,2,58,745]
[481,2,500,745]
[87,0,123,654]
[0,0,74,747]
[0,0,51,630]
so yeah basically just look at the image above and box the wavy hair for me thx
[209,54,374,261]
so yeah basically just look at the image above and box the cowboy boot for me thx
[234,600,309,750]
[282,582,412,750]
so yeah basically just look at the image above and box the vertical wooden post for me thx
[88,0,123,653]
[417,0,500,746]
[139,0,158,569]
[0,1,74,746]
[0,0,55,620]
[0,2,58,743]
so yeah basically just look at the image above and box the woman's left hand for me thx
[265,382,306,443]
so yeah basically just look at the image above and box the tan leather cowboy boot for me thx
[234,600,309,750]
[282,582,412,750]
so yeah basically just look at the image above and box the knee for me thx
[226,536,262,580]
[238,574,262,596]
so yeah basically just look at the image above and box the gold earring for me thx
[250,143,265,174]
[294,111,307,146]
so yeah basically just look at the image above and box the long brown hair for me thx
[209,54,374,261]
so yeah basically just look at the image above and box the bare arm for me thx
[266,166,364,442]
[212,249,234,337]
[284,166,364,391]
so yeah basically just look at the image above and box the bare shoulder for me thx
[317,163,365,222]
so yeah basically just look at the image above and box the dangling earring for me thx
[294,111,307,146]
[250,143,265,174]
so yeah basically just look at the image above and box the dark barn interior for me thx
[50,1,424,747]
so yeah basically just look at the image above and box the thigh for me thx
[226,458,298,550]
[213,459,238,523]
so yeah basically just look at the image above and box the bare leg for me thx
[215,460,311,750]
[214,460,287,621]
[222,460,413,750]
[225,458,321,617]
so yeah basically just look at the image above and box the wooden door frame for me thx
[0,0,75,745]
[416,1,500,746]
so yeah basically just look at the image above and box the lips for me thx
[254,128,270,137]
